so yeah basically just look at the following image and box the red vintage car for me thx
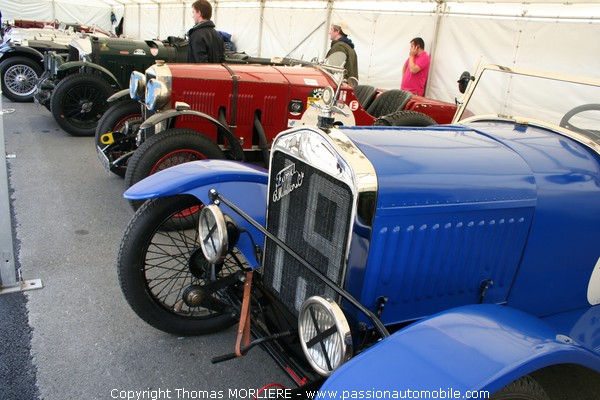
[96,57,457,206]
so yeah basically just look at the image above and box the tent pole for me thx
[428,0,446,97]
[138,4,142,40]
[182,3,186,38]
[214,0,219,26]
[158,4,161,40]
[324,0,333,58]
[258,0,265,57]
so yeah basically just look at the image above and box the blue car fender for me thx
[318,304,600,398]
[124,159,268,268]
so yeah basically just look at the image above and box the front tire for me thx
[51,73,115,136]
[117,195,241,335]
[491,375,550,400]
[124,128,226,210]
[0,56,42,102]
[95,100,143,177]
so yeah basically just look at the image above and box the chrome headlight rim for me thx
[129,71,146,100]
[298,295,352,377]
[145,78,169,111]
[198,205,229,264]
[322,85,335,106]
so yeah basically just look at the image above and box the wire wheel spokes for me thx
[151,149,207,174]
[62,85,107,125]
[6,65,38,96]
[143,204,243,318]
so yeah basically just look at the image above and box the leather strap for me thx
[235,271,253,357]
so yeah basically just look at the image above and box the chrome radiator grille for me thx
[263,150,354,315]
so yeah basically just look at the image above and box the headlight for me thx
[129,71,146,100]
[198,205,229,264]
[298,296,352,376]
[145,78,169,111]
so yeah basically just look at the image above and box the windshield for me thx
[454,65,600,149]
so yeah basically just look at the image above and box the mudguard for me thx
[0,45,44,60]
[139,108,225,131]
[318,304,600,398]
[107,88,130,103]
[58,61,121,87]
[124,159,268,268]
[139,108,245,161]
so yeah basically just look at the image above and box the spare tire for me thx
[374,110,437,127]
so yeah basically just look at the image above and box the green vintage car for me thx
[35,35,189,136]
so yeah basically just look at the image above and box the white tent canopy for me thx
[2,0,599,103]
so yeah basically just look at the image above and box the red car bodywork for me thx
[97,59,457,183]
[158,63,456,152]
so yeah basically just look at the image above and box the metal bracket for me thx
[1,95,43,295]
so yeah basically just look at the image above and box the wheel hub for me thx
[81,102,93,114]
[6,66,37,95]
[182,285,206,307]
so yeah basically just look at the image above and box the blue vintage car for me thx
[118,64,600,399]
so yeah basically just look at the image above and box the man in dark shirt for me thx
[326,21,358,82]
[187,0,225,63]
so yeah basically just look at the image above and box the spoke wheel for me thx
[150,148,207,174]
[51,73,115,136]
[125,128,225,211]
[0,56,42,102]
[118,195,243,335]
[95,100,143,177]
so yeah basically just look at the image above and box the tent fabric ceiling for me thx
[2,0,599,105]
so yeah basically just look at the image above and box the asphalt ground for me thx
[0,100,291,400]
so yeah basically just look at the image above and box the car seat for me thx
[366,89,413,118]
[354,85,378,110]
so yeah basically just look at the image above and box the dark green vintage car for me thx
[35,35,188,136]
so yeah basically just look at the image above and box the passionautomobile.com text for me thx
[110,387,490,399]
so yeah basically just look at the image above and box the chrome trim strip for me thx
[270,126,378,197]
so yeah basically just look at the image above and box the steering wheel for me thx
[559,104,600,137]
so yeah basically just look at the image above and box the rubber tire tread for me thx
[0,56,42,102]
[95,100,142,178]
[117,194,237,336]
[373,110,437,127]
[51,73,115,136]
[124,128,225,210]
[491,375,550,400]
[367,89,413,118]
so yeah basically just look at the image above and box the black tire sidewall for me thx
[374,110,437,127]
[95,100,142,148]
[117,195,236,335]
[491,375,550,400]
[0,56,42,102]
[95,100,142,177]
[50,73,115,136]
[124,128,225,210]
